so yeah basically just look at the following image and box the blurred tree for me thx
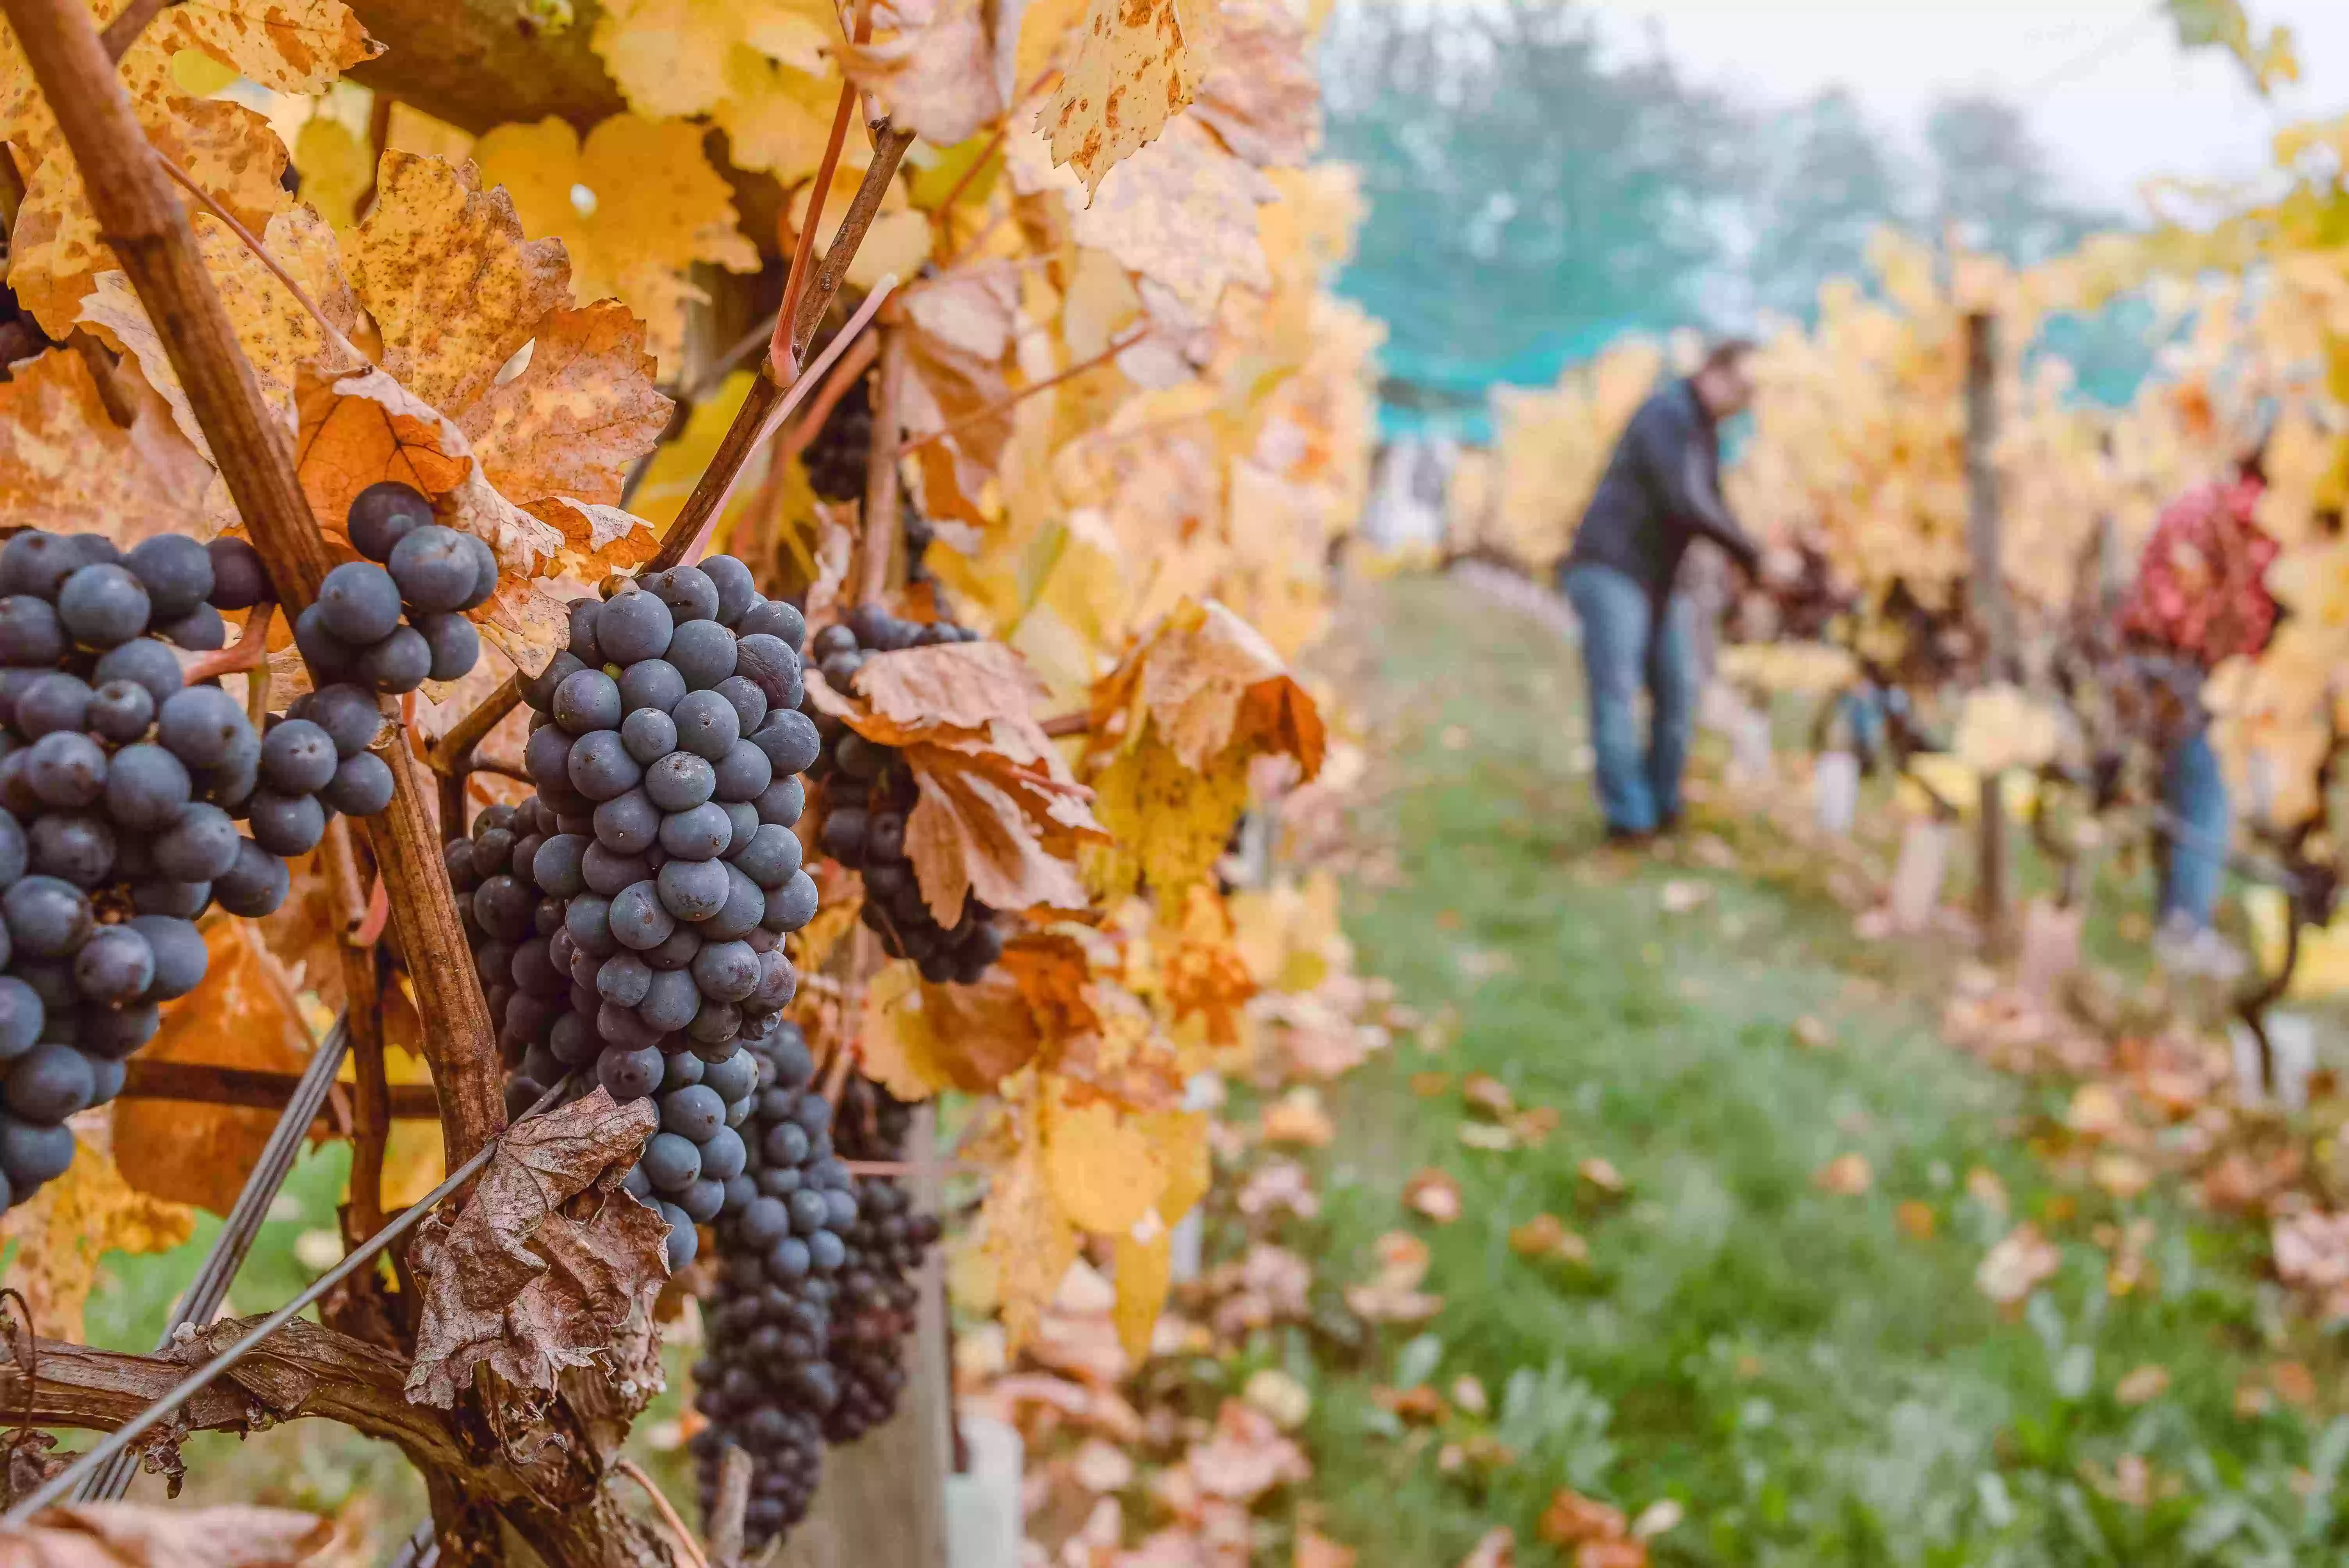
[1747,87,1909,322]
[1924,95,2117,264]
[1321,0,1751,420]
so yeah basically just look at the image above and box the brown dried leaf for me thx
[1402,1167,1462,1225]
[114,919,313,1216]
[1538,1490,1630,1549]
[904,754,1097,921]
[406,1087,665,1406]
[903,262,1023,363]
[1189,0,1318,167]
[460,301,673,510]
[1042,0,1214,198]
[0,1503,331,1568]
[900,323,1014,527]
[851,641,1051,734]
[348,151,572,412]
[0,350,213,544]
[1456,1529,1517,1568]
[859,957,1044,1097]
[840,0,1006,146]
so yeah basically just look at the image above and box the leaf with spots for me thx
[1041,0,1217,200]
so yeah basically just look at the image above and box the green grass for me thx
[1294,575,2347,1568]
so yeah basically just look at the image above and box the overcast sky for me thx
[1603,0,2349,215]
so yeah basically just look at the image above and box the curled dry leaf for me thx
[1508,1213,1589,1267]
[2116,1363,2172,1406]
[811,643,1107,922]
[900,316,1017,527]
[1185,1399,1310,1502]
[1345,1231,1441,1324]
[405,1087,666,1407]
[0,1504,332,1568]
[1041,0,1216,198]
[1259,1086,1332,1147]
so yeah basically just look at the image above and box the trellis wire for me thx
[4,1078,574,1524]
[75,1014,354,1502]
[385,1516,437,1568]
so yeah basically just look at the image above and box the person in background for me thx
[1558,340,1776,843]
[2116,447,2278,976]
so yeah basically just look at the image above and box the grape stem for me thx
[612,1458,710,1568]
[179,599,276,685]
[1038,711,1089,739]
[645,125,914,576]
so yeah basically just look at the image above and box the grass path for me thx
[1300,576,2341,1567]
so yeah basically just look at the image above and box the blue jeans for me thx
[1562,564,1697,835]
[2160,728,2229,930]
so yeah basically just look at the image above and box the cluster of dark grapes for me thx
[821,1074,938,1443]
[807,604,1004,985]
[798,370,874,504]
[692,1022,857,1548]
[294,483,496,696]
[442,554,827,1267]
[0,527,404,1212]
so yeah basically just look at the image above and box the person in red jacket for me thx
[2116,451,2277,972]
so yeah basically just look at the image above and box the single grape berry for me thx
[349,481,436,563]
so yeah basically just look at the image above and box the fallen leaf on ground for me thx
[1294,1531,1358,1568]
[2271,1361,2318,1409]
[1509,1213,1590,1266]
[1814,1153,1872,1196]
[1461,1072,1515,1117]
[1345,1231,1442,1323]
[0,1504,331,1566]
[405,1088,665,1406]
[1965,1167,2009,1217]
[1976,1222,2061,1307]
[2092,1153,2153,1200]
[1579,1157,1627,1196]
[1403,1167,1462,1224]
[1792,1015,1834,1049]
[1631,1500,1684,1540]
[1243,1367,1312,1430]
[1449,1374,1489,1417]
[2116,1364,2171,1406]
[1374,1384,1446,1424]
[1895,1200,1936,1240]
[1658,879,1712,914]
[1456,1527,1515,1568]
[1186,1399,1311,1501]
[1260,1086,1333,1147]
[1538,1488,1629,1548]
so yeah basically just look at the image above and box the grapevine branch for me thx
[857,327,906,607]
[179,600,276,684]
[645,121,915,576]
[119,1058,439,1119]
[1,0,507,1169]
[773,79,859,385]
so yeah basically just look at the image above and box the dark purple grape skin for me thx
[348,481,435,563]
[205,537,271,611]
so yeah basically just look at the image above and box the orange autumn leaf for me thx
[1403,1167,1463,1225]
[458,300,673,513]
[0,348,214,543]
[114,918,318,1215]
[1538,1489,1630,1548]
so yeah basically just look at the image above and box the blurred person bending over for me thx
[1558,340,1771,842]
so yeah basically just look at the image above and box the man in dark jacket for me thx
[1559,340,1766,841]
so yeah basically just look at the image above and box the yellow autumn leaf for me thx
[1044,1087,1169,1234]
[0,347,215,543]
[1110,1226,1172,1362]
[472,114,761,371]
[1084,726,1251,903]
[1043,0,1215,199]
[0,1123,195,1343]
[590,0,851,181]
[294,114,373,228]
[348,151,572,413]
[980,1136,1080,1351]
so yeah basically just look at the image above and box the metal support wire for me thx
[75,1014,354,1502]
[4,1078,572,1524]
[385,1517,438,1568]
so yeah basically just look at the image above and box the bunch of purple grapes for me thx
[294,483,495,695]
[0,527,404,1212]
[797,369,874,504]
[807,604,1003,985]
[821,1074,938,1443]
[444,554,824,1267]
[692,1022,859,1548]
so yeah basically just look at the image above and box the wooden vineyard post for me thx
[778,1104,952,1568]
[1964,310,2015,957]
